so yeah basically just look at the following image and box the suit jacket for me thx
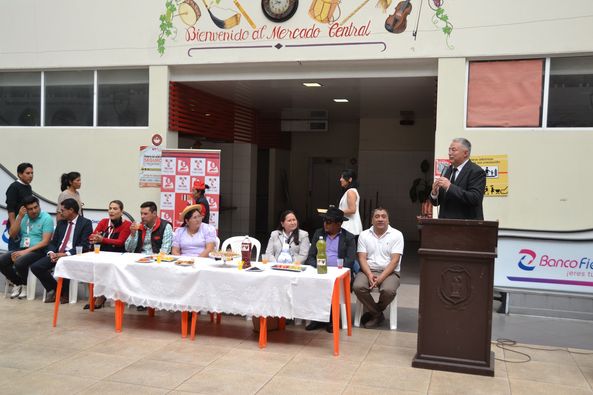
[305,228,356,269]
[48,216,93,255]
[265,229,310,263]
[430,160,486,220]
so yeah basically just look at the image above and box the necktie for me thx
[450,167,458,184]
[59,221,74,253]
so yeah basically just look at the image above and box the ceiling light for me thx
[333,98,349,103]
[303,82,322,87]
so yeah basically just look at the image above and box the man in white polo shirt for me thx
[353,207,404,328]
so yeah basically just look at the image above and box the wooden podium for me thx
[412,218,498,376]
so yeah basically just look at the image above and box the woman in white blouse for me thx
[264,210,310,263]
[338,169,363,236]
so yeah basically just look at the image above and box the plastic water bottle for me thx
[316,236,327,274]
[277,242,292,264]
[241,235,252,269]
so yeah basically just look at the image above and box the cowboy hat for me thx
[180,204,202,220]
[319,206,349,222]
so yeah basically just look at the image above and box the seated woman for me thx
[84,200,131,310]
[265,210,310,264]
[171,204,217,257]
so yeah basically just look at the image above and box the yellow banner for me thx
[472,155,508,197]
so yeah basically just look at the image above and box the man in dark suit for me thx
[31,198,93,303]
[305,207,356,333]
[430,138,486,220]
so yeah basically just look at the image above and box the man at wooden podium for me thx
[429,138,486,220]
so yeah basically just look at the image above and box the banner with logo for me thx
[160,149,221,231]
[495,237,593,294]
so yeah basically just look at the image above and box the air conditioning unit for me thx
[281,119,328,132]
[281,108,328,120]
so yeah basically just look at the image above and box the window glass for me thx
[0,72,41,126]
[45,70,93,126]
[548,56,593,127]
[97,69,148,126]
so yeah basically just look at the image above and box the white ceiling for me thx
[183,76,438,121]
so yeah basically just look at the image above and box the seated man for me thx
[0,195,54,299]
[353,207,404,328]
[305,206,356,333]
[30,198,93,303]
[124,201,173,254]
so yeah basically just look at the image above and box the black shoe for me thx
[326,324,334,333]
[305,321,325,331]
[84,296,106,310]
[60,295,69,304]
[364,313,385,329]
[360,312,373,326]
[45,290,56,303]
[137,306,147,312]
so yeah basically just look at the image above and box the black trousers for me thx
[0,250,45,286]
[30,255,69,296]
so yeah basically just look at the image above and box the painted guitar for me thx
[385,0,412,34]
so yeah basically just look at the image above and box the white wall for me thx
[358,117,436,240]
[0,66,170,219]
[1,0,593,69]
[436,58,593,231]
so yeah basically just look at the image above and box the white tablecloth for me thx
[55,252,349,322]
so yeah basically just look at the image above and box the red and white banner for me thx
[160,149,221,231]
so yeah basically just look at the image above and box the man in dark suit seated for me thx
[30,198,93,303]
[305,207,356,333]
[430,138,486,220]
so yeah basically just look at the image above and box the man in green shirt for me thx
[0,196,54,299]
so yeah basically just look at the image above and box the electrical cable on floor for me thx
[492,338,531,363]
[491,338,593,364]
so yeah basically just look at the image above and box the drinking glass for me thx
[94,244,101,254]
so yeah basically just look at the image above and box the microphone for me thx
[440,164,450,179]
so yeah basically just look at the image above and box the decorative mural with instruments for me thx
[156,0,455,56]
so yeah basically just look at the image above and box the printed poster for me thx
[434,154,509,197]
[472,155,508,197]
[139,146,162,188]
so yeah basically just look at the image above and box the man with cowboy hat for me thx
[305,206,356,332]
[192,180,210,224]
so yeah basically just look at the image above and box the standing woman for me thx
[57,172,83,219]
[171,204,217,257]
[192,180,210,225]
[264,210,310,263]
[85,200,131,310]
[338,169,363,236]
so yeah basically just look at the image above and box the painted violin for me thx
[385,0,412,34]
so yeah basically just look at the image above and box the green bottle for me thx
[316,236,327,274]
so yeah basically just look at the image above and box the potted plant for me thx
[409,159,433,218]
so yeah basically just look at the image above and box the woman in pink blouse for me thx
[171,205,216,257]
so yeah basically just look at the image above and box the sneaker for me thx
[10,285,22,299]
[17,286,27,299]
